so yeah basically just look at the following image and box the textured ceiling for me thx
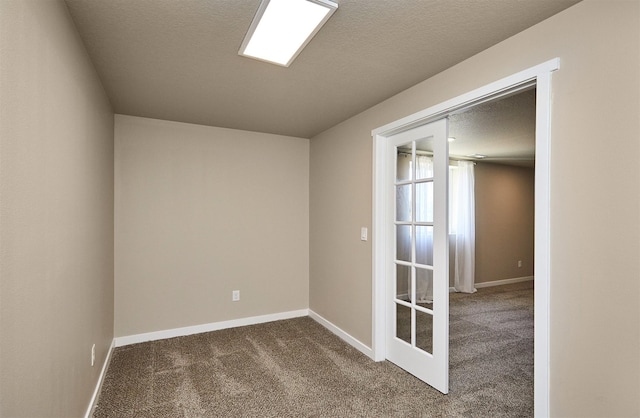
[64,0,580,139]
[449,88,536,167]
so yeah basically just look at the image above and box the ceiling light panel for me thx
[239,0,338,67]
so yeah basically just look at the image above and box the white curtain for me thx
[415,156,433,303]
[454,161,476,294]
[396,153,412,301]
[395,154,434,303]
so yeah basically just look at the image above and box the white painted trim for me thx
[371,58,558,417]
[474,276,534,289]
[84,339,115,418]
[533,64,554,418]
[114,309,309,347]
[372,131,389,362]
[309,310,374,359]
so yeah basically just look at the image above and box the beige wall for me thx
[309,1,639,416]
[0,1,114,417]
[114,115,309,337]
[475,163,535,284]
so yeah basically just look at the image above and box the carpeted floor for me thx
[92,281,533,417]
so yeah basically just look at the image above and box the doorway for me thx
[448,87,536,409]
[372,59,558,415]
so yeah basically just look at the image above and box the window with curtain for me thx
[452,161,476,294]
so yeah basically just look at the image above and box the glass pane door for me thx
[386,118,449,394]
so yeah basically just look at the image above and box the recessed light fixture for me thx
[239,0,338,67]
[448,137,456,142]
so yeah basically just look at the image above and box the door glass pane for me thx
[415,226,433,266]
[415,137,434,180]
[396,184,412,222]
[395,264,410,302]
[416,182,433,222]
[396,225,411,262]
[396,150,412,182]
[396,304,411,345]
[416,267,433,304]
[415,155,433,180]
[416,136,434,152]
[416,310,433,354]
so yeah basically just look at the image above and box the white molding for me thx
[114,309,309,347]
[405,277,534,307]
[309,310,374,359]
[474,276,534,289]
[533,63,554,418]
[371,58,558,417]
[84,339,115,418]
[372,131,388,362]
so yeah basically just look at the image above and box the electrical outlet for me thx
[232,290,240,301]
[91,344,96,367]
[517,260,522,268]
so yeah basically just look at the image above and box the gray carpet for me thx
[92,282,533,417]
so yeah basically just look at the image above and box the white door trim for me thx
[372,58,559,417]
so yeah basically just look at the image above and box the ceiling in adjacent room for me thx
[449,88,536,167]
[64,0,580,139]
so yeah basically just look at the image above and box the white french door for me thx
[385,118,449,394]
[374,59,558,412]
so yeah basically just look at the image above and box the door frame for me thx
[371,58,559,417]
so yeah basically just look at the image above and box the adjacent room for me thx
[1,1,639,417]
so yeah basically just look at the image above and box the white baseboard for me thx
[308,310,374,360]
[114,309,309,347]
[474,275,534,289]
[397,277,533,298]
[84,339,115,418]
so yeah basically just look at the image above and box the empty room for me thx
[1,1,639,417]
